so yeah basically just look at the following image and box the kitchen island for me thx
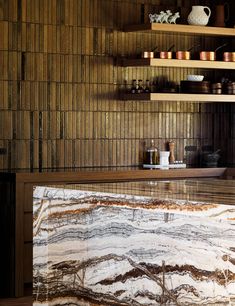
[33,179,235,305]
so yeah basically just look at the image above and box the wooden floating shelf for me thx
[122,58,235,70]
[124,23,235,37]
[123,93,235,103]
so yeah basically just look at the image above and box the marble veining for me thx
[33,180,235,306]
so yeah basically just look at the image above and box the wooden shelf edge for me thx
[124,23,235,36]
[122,93,235,102]
[122,58,235,70]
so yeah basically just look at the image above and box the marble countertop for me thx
[33,178,235,306]
[44,178,235,206]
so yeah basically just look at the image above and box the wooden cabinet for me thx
[122,23,235,102]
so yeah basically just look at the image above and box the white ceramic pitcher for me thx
[187,6,211,26]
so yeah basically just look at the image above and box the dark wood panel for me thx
[0,174,15,298]
[23,243,32,284]
[24,213,32,242]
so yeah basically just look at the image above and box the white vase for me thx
[187,6,211,26]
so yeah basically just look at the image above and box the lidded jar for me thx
[144,140,159,165]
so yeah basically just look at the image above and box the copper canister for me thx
[142,51,154,59]
[176,51,190,60]
[159,51,172,59]
[223,52,235,62]
[200,51,216,61]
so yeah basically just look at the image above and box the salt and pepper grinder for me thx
[169,141,175,164]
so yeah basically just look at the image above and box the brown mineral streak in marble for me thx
[33,181,235,306]
[98,262,235,287]
[47,204,97,219]
[37,255,235,296]
[35,254,235,305]
[46,199,219,221]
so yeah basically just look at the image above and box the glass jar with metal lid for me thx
[144,140,159,165]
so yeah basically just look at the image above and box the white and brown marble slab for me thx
[33,179,235,306]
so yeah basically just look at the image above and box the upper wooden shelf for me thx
[124,23,235,37]
[122,58,235,70]
[122,93,235,103]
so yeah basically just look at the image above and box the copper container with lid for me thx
[200,43,227,61]
[223,52,235,62]
[142,51,154,59]
[200,51,216,61]
[159,44,174,59]
[176,51,191,60]
[159,51,173,59]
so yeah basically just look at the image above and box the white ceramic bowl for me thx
[187,75,204,82]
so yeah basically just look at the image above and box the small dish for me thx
[186,75,204,81]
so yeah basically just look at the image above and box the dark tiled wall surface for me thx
[0,0,234,170]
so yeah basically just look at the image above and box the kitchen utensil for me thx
[187,44,200,52]
[141,46,158,58]
[223,52,235,62]
[200,51,215,61]
[142,51,154,58]
[176,50,190,60]
[187,75,204,81]
[187,6,211,26]
[159,44,174,59]
[169,141,175,164]
[176,44,200,60]
[167,44,175,52]
[160,52,172,59]
[200,43,227,61]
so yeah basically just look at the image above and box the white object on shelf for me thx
[187,6,211,26]
[143,163,187,169]
[187,74,204,81]
[160,151,170,167]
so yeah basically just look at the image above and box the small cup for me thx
[160,151,170,167]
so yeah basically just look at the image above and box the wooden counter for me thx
[1,167,235,297]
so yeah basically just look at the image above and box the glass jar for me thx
[144,140,159,165]
[130,79,137,93]
[144,79,151,93]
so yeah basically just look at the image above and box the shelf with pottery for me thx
[122,58,235,70]
[124,23,235,37]
[122,93,235,103]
